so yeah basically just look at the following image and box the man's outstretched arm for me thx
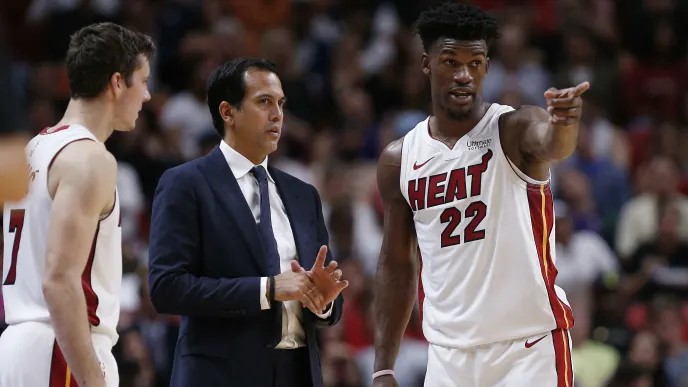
[500,81,590,180]
[372,139,418,386]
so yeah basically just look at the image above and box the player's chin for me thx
[447,105,474,121]
[115,124,136,132]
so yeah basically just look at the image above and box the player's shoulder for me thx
[378,137,404,167]
[377,138,406,201]
[59,139,114,168]
[499,104,548,129]
[47,141,116,194]
[52,139,114,174]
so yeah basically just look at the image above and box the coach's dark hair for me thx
[206,58,278,136]
[415,1,500,52]
[66,22,155,99]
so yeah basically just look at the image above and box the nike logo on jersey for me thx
[413,156,435,170]
[524,335,547,348]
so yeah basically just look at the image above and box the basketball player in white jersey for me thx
[0,23,154,387]
[372,3,590,387]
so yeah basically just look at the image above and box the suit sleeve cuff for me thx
[314,302,333,319]
[260,277,270,310]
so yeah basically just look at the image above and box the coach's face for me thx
[226,68,285,164]
[422,38,489,121]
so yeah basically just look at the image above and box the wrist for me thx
[265,277,271,307]
[372,369,395,380]
[269,276,276,302]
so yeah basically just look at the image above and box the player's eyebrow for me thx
[439,47,486,57]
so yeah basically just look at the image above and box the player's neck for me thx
[54,98,115,143]
[431,102,490,140]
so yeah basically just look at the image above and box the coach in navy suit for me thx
[148,58,347,387]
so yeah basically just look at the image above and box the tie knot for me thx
[251,165,268,183]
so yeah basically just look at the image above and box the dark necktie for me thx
[251,166,283,345]
[251,166,280,275]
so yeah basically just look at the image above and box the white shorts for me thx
[0,321,118,387]
[424,329,573,387]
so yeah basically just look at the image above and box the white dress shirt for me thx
[219,141,330,349]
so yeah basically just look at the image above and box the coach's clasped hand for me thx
[271,270,326,313]
[291,245,349,314]
[268,245,348,314]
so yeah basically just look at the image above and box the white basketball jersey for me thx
[400,104,573,348]
[2,124,122,344]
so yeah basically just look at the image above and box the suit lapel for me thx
[270,167,314,270]
[199,148,267,273]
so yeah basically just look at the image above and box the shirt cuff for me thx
[314,302,333,319]
[260,277,270,310]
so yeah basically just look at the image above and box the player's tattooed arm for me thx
[499,81,590,180]
[372,139,418,382]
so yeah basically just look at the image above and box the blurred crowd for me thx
[1,0,687,386]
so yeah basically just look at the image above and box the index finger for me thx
[312,245,328,270]
[570,81,590,98]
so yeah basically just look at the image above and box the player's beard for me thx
[441,90,479,121]
[446,102,475,121]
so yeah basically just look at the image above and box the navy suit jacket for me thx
[148,147,343,387]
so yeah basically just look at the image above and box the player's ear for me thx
[110,72,124,98]
[219,101,234,127]
[485,57,490,74]
[421,53,431,77]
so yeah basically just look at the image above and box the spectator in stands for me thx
[616,156,688,259]
[623,204,688,301]
[648,298,688,387]
[555,200,619,299]
[481,23,550,107]
[558,114,631,240]
[569,292,620,387]
[626,329,667,386]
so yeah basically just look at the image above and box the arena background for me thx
[1,0,687,386]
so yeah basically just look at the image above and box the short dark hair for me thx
[206,58,278,136]
[66,22,155,99]
[415,1,500,53]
